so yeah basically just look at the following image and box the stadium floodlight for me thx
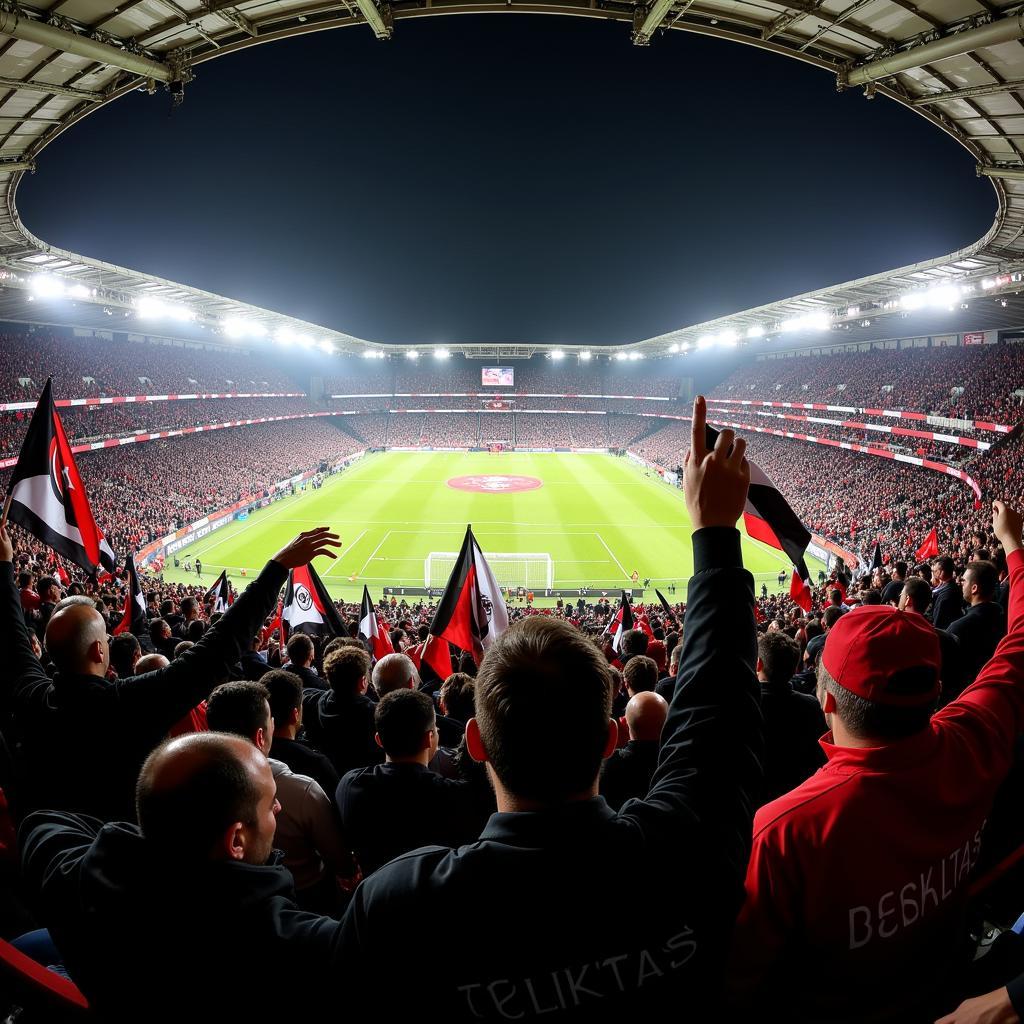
[679,342,692,352]
[550,350,565,361]
[899,292,927,312]
[275,327,294,347]
[718,330,738,347]
[926,285,960,308]
[982,278,996,290]
[579,351,592,361]
[222,317,249,339]
[405,350,419,360]
[781,311,830,333]
[361,349,377,359]
[628,352,642,361]
[320,340,335,354]
[434,347,450,360]
[137,296,194,321]
[697,335,714,350]
[30,274,65,299]
[68,283,92,300]
[846,306,860,318]
[614,352,628,361]
[746,325,764,339]
[668,343,680,353]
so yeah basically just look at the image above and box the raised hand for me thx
[992,500,1023,557]
[0,525,12,564]
[272,527,342,569]
[684,395,750,531]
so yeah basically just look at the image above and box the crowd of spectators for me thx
[0,396,1022,1023]
[713,342,1024,421]
[0,330,299,400]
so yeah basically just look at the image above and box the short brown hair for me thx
[475,617,613,801]
[324,645,370,694]
[757,631,800,687]
[622,655,658,695]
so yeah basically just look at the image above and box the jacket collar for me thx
[819,726,937,772]
[479,796,617,847]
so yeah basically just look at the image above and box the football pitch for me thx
[164,451,824,604]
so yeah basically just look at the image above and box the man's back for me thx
[20,810,337,1022]
[732,545,1024,1022]
[599,739,659,811]
[758,679,826,803]
[336,526,762,1019]
[948,600,1007,683]
[301,688,383,776]
[931,581,963,632]
[336,762,482,876]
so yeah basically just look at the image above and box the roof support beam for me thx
[912,76,1024,104]
[353,0,392,38]
[979,164,1024,181]
[0,158,35,172]
[846,13,1024,86]
[0,7,171,82]
[0,72,100,100]
[632,0,676,45]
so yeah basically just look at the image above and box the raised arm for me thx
[619,397,762,877]
[117,528,341,730]
[0,526,56,713]
[932,501,1024,783]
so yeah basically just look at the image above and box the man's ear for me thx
[821,690,837,715]
[222,821,246,861]
[358,675,368,695]
[756,657,764,674]
[290,706,301,728]
[374,732,384,749]
[90,639,105,665]
[466,718,489,763]
[602,718,618,759]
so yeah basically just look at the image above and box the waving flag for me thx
[870,542,883,572]
[790,562,813,614]
[605,590,635,653]
[915,528,939,562]
[409,633,453,682]
[655,588,677,624]
[4,378,116,575]
[205,570,233,616]
[359,585,395,662]
[282,562,344,639]
[113,554,148,637]
[428,525,509,665]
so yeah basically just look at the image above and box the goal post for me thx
[425,552,554,590]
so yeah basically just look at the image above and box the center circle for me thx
[447,474,543,494]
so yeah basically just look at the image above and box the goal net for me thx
[425,552,554,590]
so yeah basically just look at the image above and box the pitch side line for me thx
[323,529,367,577]
[594,532,631,581]
[187,491,307,559]
[358,531,393,576]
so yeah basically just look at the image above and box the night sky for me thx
[20,15,995,346]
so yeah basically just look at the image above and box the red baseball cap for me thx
[821,606,941,707]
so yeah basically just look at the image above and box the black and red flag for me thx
[655,588,677,624]
[915,528,939,562]
[605,590,634,653]
[427,525,509,667]
[205,570,233,616]
[282,562,344,640]
[113,554,148,637]
[4,378,116,575]
[706,422,814,609]
[409,633,453,683]
[359,585,395,662]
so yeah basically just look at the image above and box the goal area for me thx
[425,552,554,590]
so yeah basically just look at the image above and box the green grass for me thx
[163,451,824,605]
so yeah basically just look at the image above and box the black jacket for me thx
[0,560,286,821]
[301,689,383,777]
[20,810,339,1021]
[336,762,485,876]
[269,735,340,795]
[290,663,326,691]
[600,739,660,812]
[931,581,964,632]
[948,601,1007,684]
[335,527,763,1018]
[758,678,827,804]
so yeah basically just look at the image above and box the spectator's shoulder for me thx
[752,769,855,841]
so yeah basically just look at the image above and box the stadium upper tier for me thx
[5,0,1024,355]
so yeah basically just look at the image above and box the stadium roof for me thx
[1,0,1024,356]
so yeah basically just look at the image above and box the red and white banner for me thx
[0,391,305,413]
[706,398,1012,434]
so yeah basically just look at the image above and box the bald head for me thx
[136,733,271,861]
[372,652,420,697]
[45,603,109,676]
[625,691,668,743]
[135,653,170,673]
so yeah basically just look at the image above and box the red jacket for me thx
[730,548,1024,1023]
